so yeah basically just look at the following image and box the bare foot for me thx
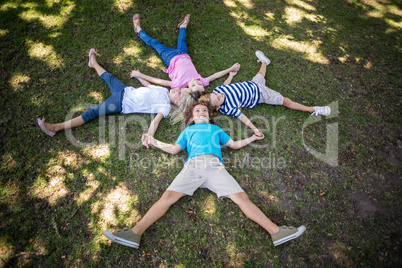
[178,14,190,28]
[133,14,141,34]
[88,48,98,68]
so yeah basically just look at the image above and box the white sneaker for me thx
[255,50,271,65]
[311,106,331,116]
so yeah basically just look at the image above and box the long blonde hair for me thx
[169,88,202,125]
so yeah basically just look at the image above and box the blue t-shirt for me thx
[175,123,231,162]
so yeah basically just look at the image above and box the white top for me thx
[121,85,171,117]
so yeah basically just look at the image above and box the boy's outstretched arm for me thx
[225,133,265,150]
[142,133,183,154]
[141,112,164,147]
[223,71,237,85]
[239,114,263,137]
[130,70,172,87]
[206,63,240,83]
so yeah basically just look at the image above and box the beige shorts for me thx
[252,74,284,105]
[167,156,244,198]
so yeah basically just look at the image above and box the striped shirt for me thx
[213,81,260,117]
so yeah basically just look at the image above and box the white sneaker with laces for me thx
[311,106,331,116]
[255,50,271,65]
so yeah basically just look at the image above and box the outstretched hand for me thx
[231,63,241,72]
[141,133,154,148]
[130,69,141,78]
[252,132,265,140]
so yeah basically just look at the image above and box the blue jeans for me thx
[138,28,188,67]
[81,72,125,123]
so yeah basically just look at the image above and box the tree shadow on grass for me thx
[0,0,401,266]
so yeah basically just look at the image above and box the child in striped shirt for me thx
[199,51,331,136]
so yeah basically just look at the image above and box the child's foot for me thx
[178,14,190,28]
[133,13,141,33]
[271,225,306,246]
[103,228,141,249]
[311,106,331,116]
[255,50,271,65]
[37,118,56,137]
[88,48,98,68]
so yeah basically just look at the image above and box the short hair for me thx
[184,101,215,126]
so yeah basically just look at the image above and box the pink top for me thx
[163,54,209,89]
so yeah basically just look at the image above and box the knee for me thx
[231,192,250,204]
[283,97,290,106]
[159,190,182,205]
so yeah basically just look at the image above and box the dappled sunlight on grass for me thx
[230,11,269,40]
[76,172,100,206]
[33,166,69,205]
[113,0,132,13]
[226,242,245,267]
[94,183,140,227]
[350,0,402,29]
[0,238,14,266]
[272,36,330,64]
[26,40,64,69]
[201,195,217,218]
[260,191,280,203]
[19,1,75,29]
[88,91,103,102]
[83,143,110,162]
[0,29,9,37]
[284,6,324,26]
[9,73,30,92]
[224,0,254,9]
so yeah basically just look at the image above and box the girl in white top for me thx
[37,49,194,138]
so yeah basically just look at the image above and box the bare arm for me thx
[141,112,164,148]
[239,114,263,136]
[206,63,240,83]
[130,70,172,87]
[223,71,237,85]
[142,134,183,154]
[225,133,265,150]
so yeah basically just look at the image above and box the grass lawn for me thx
[0,0,401,267]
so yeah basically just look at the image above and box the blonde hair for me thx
[169,88,201,125]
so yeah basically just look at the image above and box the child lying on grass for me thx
[199,51,331,136]
[131,13,240,94]
[37,49,196,138]
[103,101,306,248]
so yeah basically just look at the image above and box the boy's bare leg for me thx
[257,62,267,77]
[283,97,315,113]
[228,192,280,234]
[131,190,184,235]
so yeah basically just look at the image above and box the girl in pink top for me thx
[131,14,240,94]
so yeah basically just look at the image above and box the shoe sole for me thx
[273,225,306,246]
[103,230,139,249]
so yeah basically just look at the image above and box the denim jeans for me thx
[137,28,188,67]
[81,72,125,123]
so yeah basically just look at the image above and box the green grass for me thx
[1,0,401,266]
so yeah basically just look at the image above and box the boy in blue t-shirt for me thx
[103,102,306,248]
[199,51,331,136]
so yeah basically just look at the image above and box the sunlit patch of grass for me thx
[76,173,100,206]
[19,1,75,29]
[26,40,64,69]
[9,73,30,92]
[201,194,217,218]
[227,242,244,267]
[96,183,140,227]
[0,238,14,266]
[272,36,330,64]
[224,0,254,9]
[32,168,69,205]
[0,29,9,36]
[284,6,325,26]
[113,0,132,13]
[83,144,110,162]
[87,91,103,102]
[289,0,316,11]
